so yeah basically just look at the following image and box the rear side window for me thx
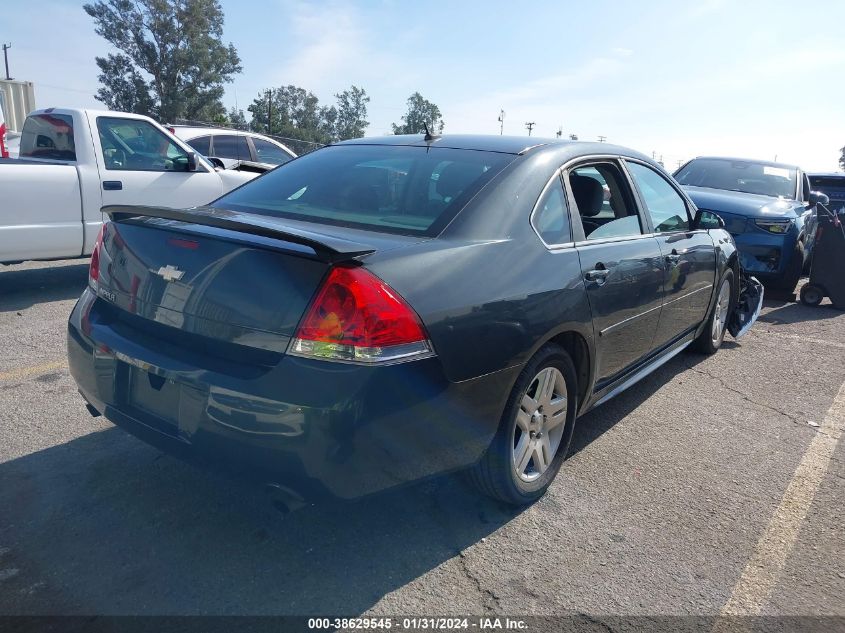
[217,145,515,236]
[212,135,251,161]
[252,138,294,165]
[19,113,76,161]
[809,176,845,190]
[532,176,571,245]
[567,163,642,240]
[187,135,211,156]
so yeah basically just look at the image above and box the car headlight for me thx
[754,218,793,234]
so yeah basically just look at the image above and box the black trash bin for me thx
[800,205,845,310]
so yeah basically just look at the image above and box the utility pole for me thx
[497,109,505,135]
[598,135,606,143]
[525,122,535,136]
[266,89,272,135]
[556,125,562,138]
[2,44,11,80]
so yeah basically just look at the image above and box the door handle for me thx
[103,180,123,191]
[665,249,681,266]
[584,265,610,283]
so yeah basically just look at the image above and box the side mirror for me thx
[808,191,829,207]
[207,156,225,170]
[186,151,197,172]
[694,209,725,230]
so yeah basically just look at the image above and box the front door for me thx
[625,160,716,349]
[566,161,665,387]
[93,115,225,209]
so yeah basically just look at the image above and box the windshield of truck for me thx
[675,158,797,199]
[19,113,77,161]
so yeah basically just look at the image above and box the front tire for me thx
[469,344,578,505]
[693,269,734,355]
[775,240,804,293]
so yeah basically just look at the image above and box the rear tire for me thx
[468,344,578,505]
[799,284,824,307]
[693,269,734,355]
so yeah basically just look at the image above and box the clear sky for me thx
[4,0,845,171]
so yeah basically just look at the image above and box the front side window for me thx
[216,145,514,236]
[19,113,76,161]
[675,158,797,199]
[212,135,251,161]
[97,117,190,171]
[252,138,294,165]
[626,161,691,232]
[567,163,642,240]
[532,176,571,245]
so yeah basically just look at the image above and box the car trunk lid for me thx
[95,205,425,355]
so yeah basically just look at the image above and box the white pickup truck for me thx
[0,108,257,265]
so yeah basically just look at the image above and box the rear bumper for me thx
[68,288,516,500]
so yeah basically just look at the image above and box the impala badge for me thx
[155,265,185,282]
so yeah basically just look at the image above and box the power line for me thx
[598,135,606,143]
[525,121,535,136]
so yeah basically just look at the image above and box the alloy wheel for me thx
[711,278,731,346]
[512,366,568,482]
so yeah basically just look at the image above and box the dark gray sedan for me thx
[67,135,761,506]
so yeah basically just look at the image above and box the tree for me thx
[840,146,845,171]
[246,84,371,146]
[391,92,444,135]
[334,85,370,140]
[227,107,248,130]
[84,0,241,123]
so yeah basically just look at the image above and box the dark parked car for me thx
[675,157,827,291]
[67,135,760,506]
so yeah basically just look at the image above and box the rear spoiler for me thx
[103,205,376,263]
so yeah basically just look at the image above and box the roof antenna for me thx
[423,122,440,142]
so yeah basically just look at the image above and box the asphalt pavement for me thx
[0,259,843,626]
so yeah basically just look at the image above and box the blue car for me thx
[675,157,826,291]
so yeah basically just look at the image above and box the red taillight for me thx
[289,265,433,364]
[89,224,106,285]
[0,123,8,159]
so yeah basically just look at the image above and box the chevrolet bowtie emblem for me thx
[155,265,185,282]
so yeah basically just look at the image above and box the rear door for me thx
[566,160,665,387]
[93,114,225,209]
[624,160,716,349]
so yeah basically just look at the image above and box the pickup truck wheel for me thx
[799,284,824,307]
[468,344,577,505]
[693,269,734,355]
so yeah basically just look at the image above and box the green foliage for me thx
[247,84,370,145]
[226,107,248,130]
[840,146,845,171]
[391,92,444,135]
[84,0,241,123]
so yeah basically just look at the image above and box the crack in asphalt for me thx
[454,547,503,612]
[684,364,807,427]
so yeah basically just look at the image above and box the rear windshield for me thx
[19,113,76,161]
[216,144,515,236]
[809,176,845,190]
[675,158,797,199]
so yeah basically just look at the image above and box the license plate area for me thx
[126,365,181,434]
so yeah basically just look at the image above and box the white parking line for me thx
[721,379,845,615]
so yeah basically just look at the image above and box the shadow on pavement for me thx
[758,298,843,325]
[0,263,89,313]
[0,422,524,615]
